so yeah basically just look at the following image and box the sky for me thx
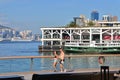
[0,0,120,34]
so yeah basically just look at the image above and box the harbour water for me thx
[0,41,120,73]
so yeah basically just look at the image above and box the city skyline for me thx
[0,0,120,34]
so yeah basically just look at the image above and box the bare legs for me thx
[53,62,57,72]
[60,63,64,72]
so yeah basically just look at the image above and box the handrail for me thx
[0,55,120,72]
[0,54,120,60]
[65,42,120,47]
[0,56,53,60]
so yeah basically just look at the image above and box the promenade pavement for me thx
[0,68,119,80]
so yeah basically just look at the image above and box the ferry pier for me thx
[40,27,120,53]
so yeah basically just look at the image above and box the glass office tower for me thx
[91,10,99,21]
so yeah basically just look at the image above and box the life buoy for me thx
[98,56,105,64]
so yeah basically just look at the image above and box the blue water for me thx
[0,42,40,56]
[0,42,120,73]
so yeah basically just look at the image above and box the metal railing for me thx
[0,55,120,73]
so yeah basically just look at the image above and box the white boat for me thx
[0,38,3,41]
[11,37,32,42]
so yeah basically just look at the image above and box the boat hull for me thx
[64,46,120,54]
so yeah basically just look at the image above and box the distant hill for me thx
[0,25,12,29]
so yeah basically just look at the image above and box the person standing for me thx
[53,51,58,72]
[59,48,65,72]
[98,56,105,66]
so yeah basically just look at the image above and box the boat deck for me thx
[0,68,119,80]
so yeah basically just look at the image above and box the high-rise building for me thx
[74,15,86,26]
[102,15,112,21]
[91,10,99,21]
[102,15,118,21]
[112,16,118,21]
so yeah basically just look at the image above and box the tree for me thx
[87,21,95,27]
[66,21,79,28]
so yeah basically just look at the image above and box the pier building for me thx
[40,19,120,53]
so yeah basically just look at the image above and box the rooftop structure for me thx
[98,21,120,27]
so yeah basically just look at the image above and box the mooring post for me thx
[100,66,109,80]
[30,58,33,71]
[67,56,72,71]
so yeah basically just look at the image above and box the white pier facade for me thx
[41,27,120,47]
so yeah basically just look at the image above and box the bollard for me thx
[100,66,109,80]
[30,58,33,71]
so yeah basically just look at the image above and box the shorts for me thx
[54,58,58,63]
[59,59,65,64]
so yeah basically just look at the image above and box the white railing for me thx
[65,40,120,47]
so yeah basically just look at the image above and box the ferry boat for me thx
[40,26,120,54]
[11,37,32,42]
[64,40,120,53]
[63,27,120,53]
[0,38,3,41]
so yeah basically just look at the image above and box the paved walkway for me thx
[0,68,119,80]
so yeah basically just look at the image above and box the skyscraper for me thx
[91,10,99,21]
